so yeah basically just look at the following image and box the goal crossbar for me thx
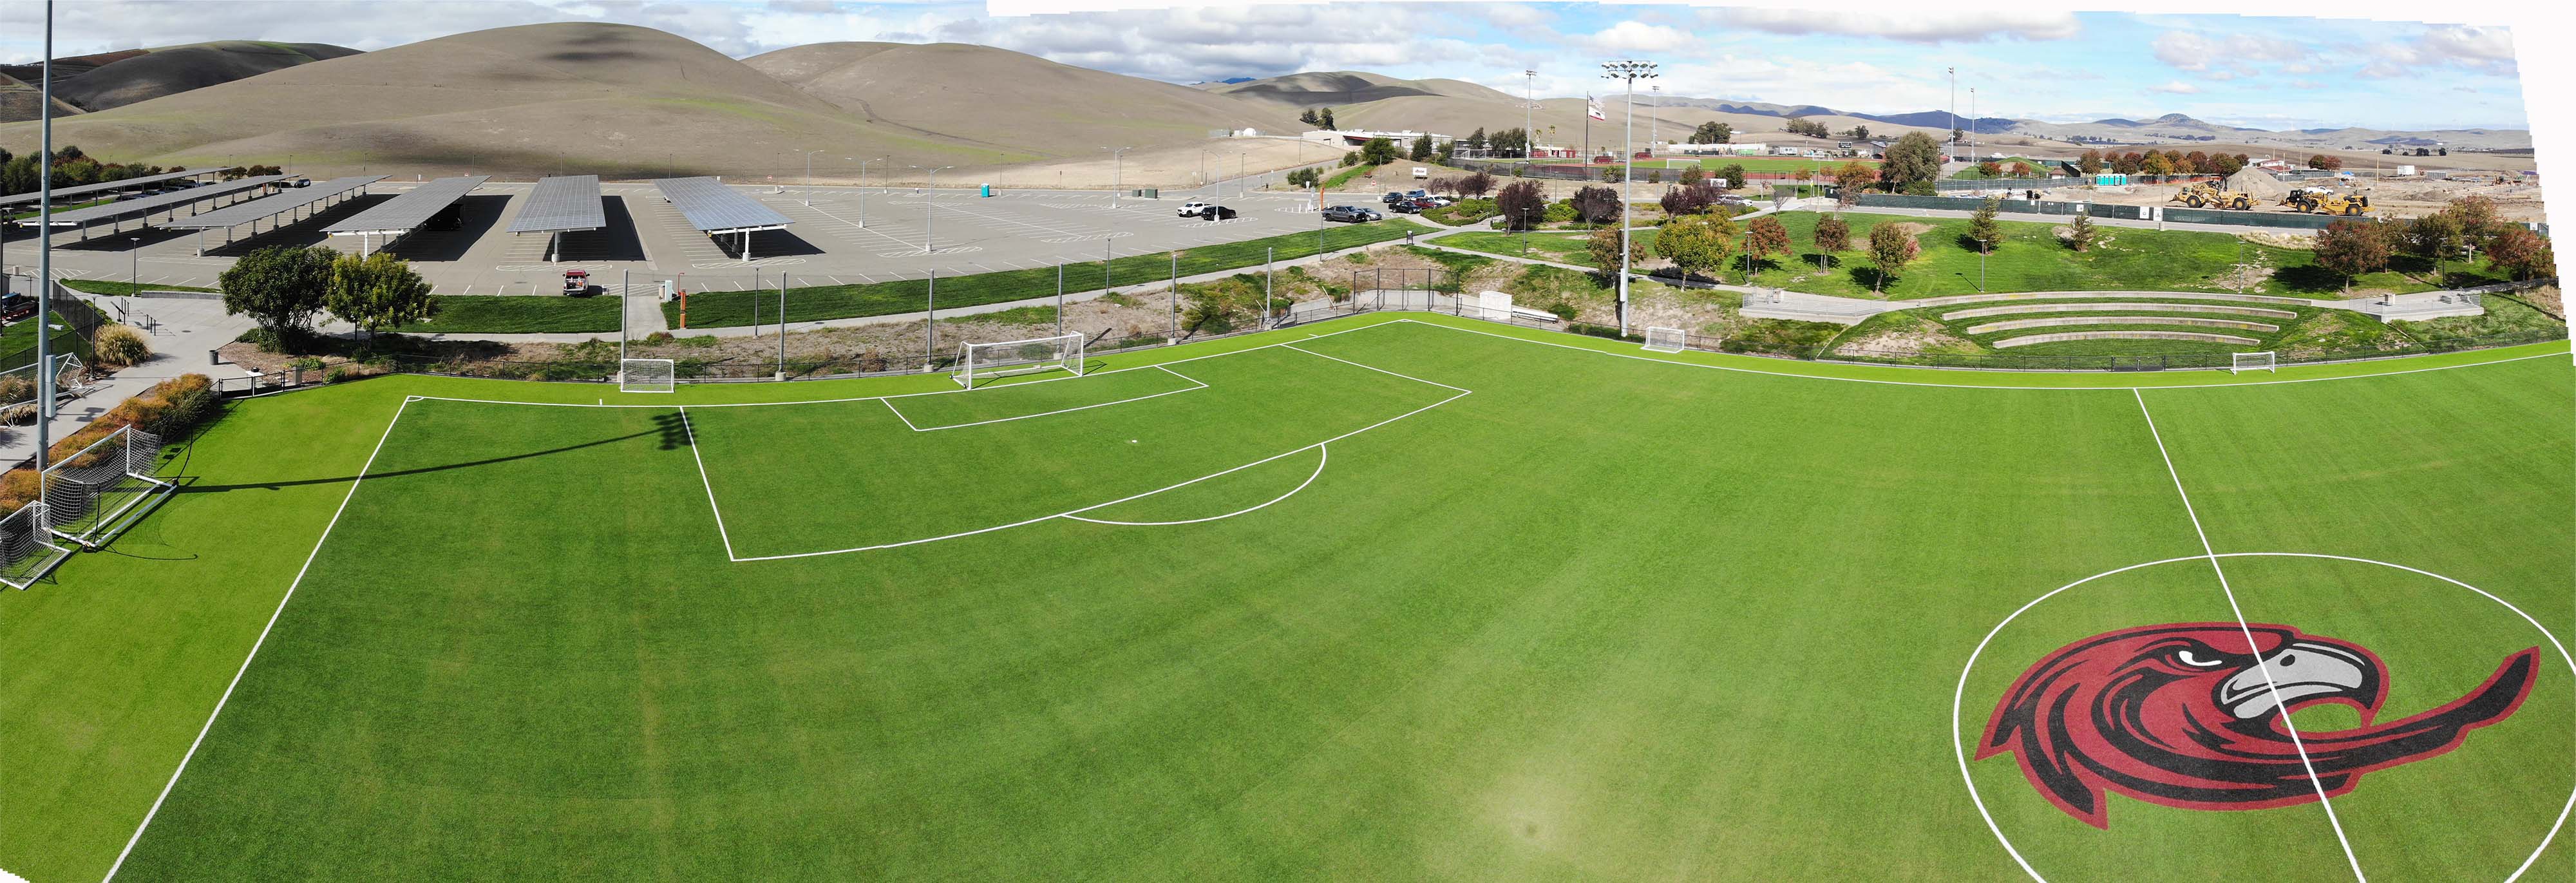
[2230,350,2276,374]
[41,425,176,550]
[1642,326,1688,354]
[956,333,1084,388]
[0,502,73,589]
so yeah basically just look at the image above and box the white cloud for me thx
[1573,21,1697,55]
[2150,81,2201,95]
[2360,24,2517,78]
[1706,9,2079,44]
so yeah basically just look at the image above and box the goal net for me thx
[621,358,676,393]
[2230,351,2276,374]
[956,334,1083,388]
[0,502,72,589]
[1643,326,1688,353]
[42,426,176,549]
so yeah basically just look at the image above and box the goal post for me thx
[41,425,176,550]
[1643,326,1688,354]
[0,502,73,589]
[956,333,1084,388]
[621,358,676,393]
[2230,351,2276,374]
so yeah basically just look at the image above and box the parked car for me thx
[1381,192,1406,205]
[0,294,34,324]
[1175,201,1211,217]
[1194,205,1239,220]
[1426,195,1456,207]
[1405,189,1430,200]
[1322,205,1379,223]
[1717,194,1751,206]
[1387,200,1429,214]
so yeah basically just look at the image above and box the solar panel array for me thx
[651,176,791,233]
[506,175,605,234]
[325,176,491,236]
[0,167,213,210]
[162,176,389,231]
[24,175,291,226]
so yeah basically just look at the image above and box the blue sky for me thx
[0,2,2528,131]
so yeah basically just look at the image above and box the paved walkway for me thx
[2,292,256,468]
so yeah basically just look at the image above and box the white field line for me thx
[1064,443,1329,526]
[401,316,1393,410]
[793,200,916,251]
[2133,388,2367,882]
[725,356,1470,563]
[105,395,419,881]
[677,407,741,562]
[1401,317,2565,392]
[1279,343,1473,394]
[887,365,1208,432]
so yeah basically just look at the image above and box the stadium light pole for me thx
[35,0,55,472]
[1104,146,1135,209]
[1524,69,1537,164]
[799,149,824,205]
[851,156,885,227]
[910,165,952,254]
[1649,84,1659,155]
[1603,59,1656,336]
[126,236,138,321]
[1948,67,1959,160]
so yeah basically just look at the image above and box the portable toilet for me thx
[980,184,992,197]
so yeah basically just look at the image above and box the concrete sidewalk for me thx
[1,294,256,468]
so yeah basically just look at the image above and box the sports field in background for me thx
[4,312,2568,881]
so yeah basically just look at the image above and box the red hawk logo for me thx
[1980,623,2537,828]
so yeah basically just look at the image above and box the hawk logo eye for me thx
[2176,649,2225,668]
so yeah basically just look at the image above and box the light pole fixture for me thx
[851,156,885,227]
[1104,146,1135,209]
[910,165,954,254]
[1649,84,1660,154]
[1602,59,1657,336]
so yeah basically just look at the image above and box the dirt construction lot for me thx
[2043,175,2546,222]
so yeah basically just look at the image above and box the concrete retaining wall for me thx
[1967,316,2280,335]
[1941,302,2298,321]
[1990,330,2259,348]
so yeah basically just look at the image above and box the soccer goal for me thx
[0,502,73,589]
[621,358,676,393]
[2231,351,2276,374]
[42,425,176,550]
[1643,326,1688,354]
[956,333,1084,388]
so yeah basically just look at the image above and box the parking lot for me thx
[10,178,1340,299]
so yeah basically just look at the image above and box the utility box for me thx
[980,184,992,197]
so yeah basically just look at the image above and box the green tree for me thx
[1967,196,2005,254]
[1300,108,1320,126]
[1745,216,1792,274]
[1464,128,1487,151]
[1410,134,1434,162]
[1586,225,1649,280]
[1845,125,1871,140]
[327,251,439,339]
[2064,213,2099,252]
[1687,122,1733,144]
[1319,108,1336,129]
[2307,153,2343,171]
[1654,213,1737,282]
[1864,222,1919,294]
[1881,132,1943,195]
[1716,164,1748,191]
[2313,220,2389,293]
[218,245,339,350]
[2407,211,2464,264]
[1570,185,1622,225]
[1785,117,1830,138]
[1360,137,1398,166]
[1812,214,1852,268]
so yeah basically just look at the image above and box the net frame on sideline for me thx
[956,334,1085,388]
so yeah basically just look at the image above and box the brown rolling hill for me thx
[0,23,1036,180]
[48,41,365,113]
[744,42,1299,158]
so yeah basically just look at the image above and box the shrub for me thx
[0,374,31,404]
[236,327,283,352]
[1567,322,1643,343]
[1544,301,1578,321]
[325,365,356,383]
[1542,202,1577,223]
[91,325,151,368]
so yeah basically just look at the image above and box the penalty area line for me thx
[676,406,743,562]
[2133,388,2368,883]
[884,365,1211,432]
[105,395,419,881]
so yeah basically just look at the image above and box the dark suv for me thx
[1381,192,1406,205]
[1323,205,1379,223]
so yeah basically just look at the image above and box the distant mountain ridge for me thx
[0,41,361,122]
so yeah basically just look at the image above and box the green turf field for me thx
[5,312,2568,881]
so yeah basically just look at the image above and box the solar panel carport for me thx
[651,176,792,260]
[0,167,218,211]
[506,175,605,262]
[162,175,388,254]
[324,175,489,254]
[10,175,289,239]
